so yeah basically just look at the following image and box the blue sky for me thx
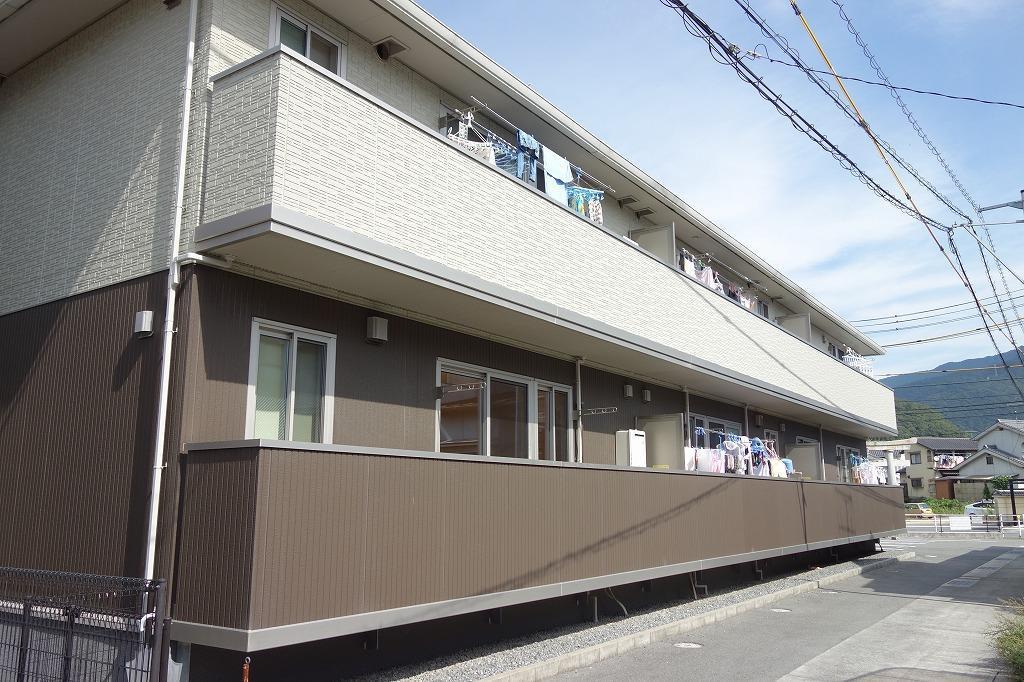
[419,0,1024,376]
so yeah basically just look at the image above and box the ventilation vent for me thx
[374,37,409,61]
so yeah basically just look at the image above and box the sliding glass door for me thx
[438,361,574,461]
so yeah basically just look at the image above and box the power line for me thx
[777,0,1024,401]
[895,377,1024,389]
[877,363,1024,378]
[852,287,1024,323]
[739,53,1024,111]
[730,0,973,222]
[880,317,1024,348]
[864,311,1024,335]
[830,0,1024,349]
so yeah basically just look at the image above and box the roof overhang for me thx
[301,0,883,356]
[0,0,127,76]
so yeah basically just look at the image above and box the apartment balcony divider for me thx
[170,441,906,651]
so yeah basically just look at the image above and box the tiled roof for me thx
[915,437,979,452]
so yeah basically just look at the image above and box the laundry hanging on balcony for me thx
[447,132,496,166]
[516,130,540,183]
[566,185,605,225]
[541,145,573,205]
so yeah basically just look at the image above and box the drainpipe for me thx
[683,389,691,448]
[818,424,826,482]
[575,358,584,463]
[143,0,199,581]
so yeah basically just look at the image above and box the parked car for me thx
[905,502,934,517]
[965,500,995,517]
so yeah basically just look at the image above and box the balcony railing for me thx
[171,441,906,651]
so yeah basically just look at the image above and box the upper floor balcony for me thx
[195,47,896,439]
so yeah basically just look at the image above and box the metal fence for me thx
[905,514,1024,535]
[0,568,167,682]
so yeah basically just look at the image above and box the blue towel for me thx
[541,145,572,204]
[516,130,539,183]
[782,458,794,473]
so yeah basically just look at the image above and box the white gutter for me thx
[143,0,199,581]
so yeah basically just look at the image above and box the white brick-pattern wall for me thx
[0,0,188,315]
[204,52,896,430]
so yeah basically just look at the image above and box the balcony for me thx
[196,47,896,439]
[170,441,905,650]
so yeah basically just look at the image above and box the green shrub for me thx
[993,475,1013,492]
[925,497,965,514]
[994,598,1024,678]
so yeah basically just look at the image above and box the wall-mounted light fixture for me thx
[779,422,787,432]
[641,388,652,404]
[623,384,634,399]
[366,316,388,345]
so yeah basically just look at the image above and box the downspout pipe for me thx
[143,0,199,581]
[575,358,584,463]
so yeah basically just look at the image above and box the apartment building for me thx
[0,0,903,677]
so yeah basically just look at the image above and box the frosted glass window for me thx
[254,335,289,439]
[292,340,326,442]
[279,16,307,53]
[274,7,345,76]
[537,388,551,461]
[248,320,335,442]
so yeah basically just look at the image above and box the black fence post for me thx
[151,580,169,682]
[61,607,78,682]
[16,601,31,682]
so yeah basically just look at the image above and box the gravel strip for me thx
[360,551,911,681]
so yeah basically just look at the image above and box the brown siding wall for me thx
[0,273,166,576]
[175,446,905,630]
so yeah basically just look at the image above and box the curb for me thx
[483,551,915,682]
[906,532,1023,540]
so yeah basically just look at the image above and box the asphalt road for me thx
[556,538,1024,681]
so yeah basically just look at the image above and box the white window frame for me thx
[689,412,743,449]
[270,3,347,77]
[246,318,336,443]
[836,445,860,483]
[435,358,575,462]
[763,428,779,444]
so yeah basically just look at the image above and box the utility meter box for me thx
[615,429,647,468]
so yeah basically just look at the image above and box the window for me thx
[987,455,995,465]
[437,360,574,461]
[689,413,742,449]
[910,453,922,465]
[272,5,346,76]
[911,478,923,488]
[763,428,779,444]
[756,300,770,319]
[828,342,838,359]
[246,319,335,443]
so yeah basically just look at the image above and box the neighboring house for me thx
[941,422,1024,504]
[867,437,978,500]
[0,0,902,677]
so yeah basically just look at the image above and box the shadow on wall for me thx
[0,274,166,578]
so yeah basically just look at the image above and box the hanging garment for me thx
[683,446,697,471]
[739,293,752,309]
[682,255,696,278]
[698,266,716,288]
[541,145,573,205]
[516,130,540,183]
[712,274,725,295]
[781,458,794,474]
[447,133,496,166]
[488,132,519,176]
[769,458,788,478]
[588,196,604,225]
